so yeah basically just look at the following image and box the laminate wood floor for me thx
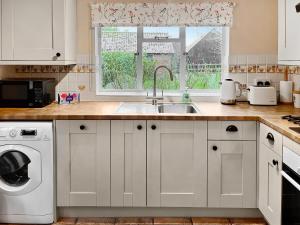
[53,217,267,225]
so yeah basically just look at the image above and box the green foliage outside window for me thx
[101,52,221,90]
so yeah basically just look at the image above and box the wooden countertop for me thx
[0,101,299,144]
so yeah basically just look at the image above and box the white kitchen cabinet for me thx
[147,121,207,207]
[208,121,256,141]
[56,120,110,207]
[111,120,147,207]
[258,144,282,225]
[260,123,283,157]
[1,0,76,65]
[278,0,300,65]
[207,141,257,208]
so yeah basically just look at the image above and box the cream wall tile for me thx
[229,55,237,65]
[247,73,267,84]
[227,73,247,84]
[77,73,90,92]
[68,82,79,92]
[266,73,285,83]
[68,73,78,83]
[57,73,69,91]
[237,55,247,65]
[266,55,278,64]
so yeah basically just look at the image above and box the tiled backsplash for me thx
[227,54,300,101]
[0,54,299,101]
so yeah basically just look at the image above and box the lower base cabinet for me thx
[147,121,207,207]
[111,120,147,207]
[56,120,110,207]
[258,144,282,225]
[56,119,262,211]
[208,141,257,208]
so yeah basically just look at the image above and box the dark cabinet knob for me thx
[226,125,238,132]
[272,159,278,166]
[151,125,157,130]
[212,145,218,151]
[266,133,275,143]
[56,52,61,57]
[80,125,86,130]
[137,125,143,130]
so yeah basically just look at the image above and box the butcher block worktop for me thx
[0,101,299,143]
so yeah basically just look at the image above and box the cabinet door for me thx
[56,120,110,207]
[208,141,257,208]
[258,144,282,225]
[147,121,207,207]
[111,120,147,207]
[2,0,65,61]
[278,0,300,62]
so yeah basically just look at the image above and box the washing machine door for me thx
[0,145,41,196]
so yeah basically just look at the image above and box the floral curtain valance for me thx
[91,2,235,27]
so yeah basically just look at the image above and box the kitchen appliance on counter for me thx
[0,122,54,224]
[0,78,56,108]
[248,85,277,106]
[220,79,242,105]
[281,145,300,225]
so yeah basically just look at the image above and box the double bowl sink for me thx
[115,103,199,114]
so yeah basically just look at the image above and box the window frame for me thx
[95,26,229,96]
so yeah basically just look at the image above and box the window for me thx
[95,26,229,95]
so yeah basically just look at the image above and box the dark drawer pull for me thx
[272,159,278,166]
[80,125,86,130]
[212,145,218,151]
[151,125,157,130]
[226,125,238,132]
[266,133,275,143]
[137,125,143,130]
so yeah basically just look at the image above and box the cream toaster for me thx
[248,85,277,105]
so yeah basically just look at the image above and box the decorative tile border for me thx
[15,65,95,74]
[14,64,300,75]
[228,64,294,74]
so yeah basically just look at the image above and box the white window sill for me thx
[96,91,220,97]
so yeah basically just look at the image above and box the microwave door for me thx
[0,81,31,107]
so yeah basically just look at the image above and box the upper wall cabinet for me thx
[278,0,300,65]
[0,0,76,65]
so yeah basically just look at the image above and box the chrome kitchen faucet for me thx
[147,65,174,105]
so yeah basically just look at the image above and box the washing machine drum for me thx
[0,145,42,195]
[0,151,31,186]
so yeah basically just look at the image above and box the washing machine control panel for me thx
[20,129,37,136]
[9,129,17,137]
[0,128,42,140]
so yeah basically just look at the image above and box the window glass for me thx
[97,26,227,93]
[100,27,137,89]
[185,27,222,90]
[143,27,180,39]
[142,42,180,90]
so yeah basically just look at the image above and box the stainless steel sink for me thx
[115,102,199,114]
[158,103,199,114]
[115,103,157,114]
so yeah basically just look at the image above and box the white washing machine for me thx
[0,122,54,224]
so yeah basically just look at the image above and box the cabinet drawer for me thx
[208,121,256,140]
[260,123,283,156]
[69,121,97,134]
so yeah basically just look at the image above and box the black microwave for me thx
[0,79,56,108]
